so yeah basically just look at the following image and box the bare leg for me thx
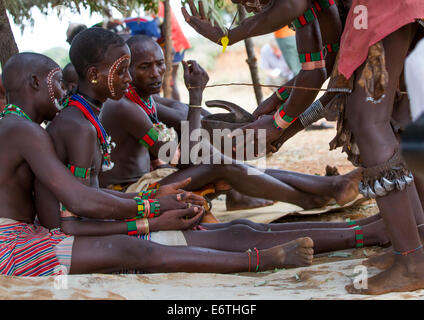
[160,164,330,210]
[225,189,274,211]
[344,25,424,295]
[184,221,389,254]
[202,214,382,232]
[264,167,362,205]
[69,234,314,274]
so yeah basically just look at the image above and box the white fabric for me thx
[260,44,294,82]
[405,38,424,121]
[150,230,187,246]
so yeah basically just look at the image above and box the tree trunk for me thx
[0,0,19,69]
[162,0,173,99]
[237,5,263,105]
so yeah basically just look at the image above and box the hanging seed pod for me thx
[367,186,376,199]
[374,180,388,197]
[404,173,414,185]
[395,177,406,191]
[382,177,395,191]
[359,182,368,198]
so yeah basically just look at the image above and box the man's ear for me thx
[86,66,99,84]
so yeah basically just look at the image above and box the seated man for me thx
[29,29,386,258]
[99,35,363,213]
[2,39,315,277]
[62,63,78,95]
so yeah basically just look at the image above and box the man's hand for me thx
[230,115,283,158]
[158,192,206,214]
[156,177,192,198]
[252,93,280,120]
[182,60,209,95]
[181,0,225,44]
[149,206,205,231]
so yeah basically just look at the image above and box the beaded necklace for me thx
[0,104,32,122]
[125,85,160,124]
[63,94,115,171]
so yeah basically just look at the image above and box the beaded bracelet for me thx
[273,104,297,130]
[134,196,147,218]
[126,218,138,236]
[393,245,423,256]
[148,199,161,218]
[138,189,158,200]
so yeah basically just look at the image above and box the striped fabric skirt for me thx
[0,218,73,276]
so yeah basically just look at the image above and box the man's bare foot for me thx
[299,194,332,210]
[261,237,314,270]
[362,248,394,270]
[226,190,274,211]
[363,224,424,270]
[333,168,363,206]
[347,254,424,295]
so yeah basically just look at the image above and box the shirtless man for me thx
[62,63,78,95]
[183,0,424,294]
[99,34,363,213]
[95,34,390,255]
[0,50,315,276]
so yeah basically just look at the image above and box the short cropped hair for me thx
[69,27,126,79]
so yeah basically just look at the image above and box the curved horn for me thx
[205,100,255,123]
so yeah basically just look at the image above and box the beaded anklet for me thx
[393,245,423,256]
[273,104,297,130]
[68,164,91,179]
[139,127,159,149]
[246,248,260,272]
[292,7,317,29]
[313,0,335,13]
[346,219,364,248]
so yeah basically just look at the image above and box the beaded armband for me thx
[59,203,81,221]
[325,42,340,54]
[138,189,158,200]
[313,0,335,13]
[275,87,290,103]
[299,50,325,70]
[291,7,317,29]
[139,127,159,149]
[68,164,91,179]
[273,104,297,130]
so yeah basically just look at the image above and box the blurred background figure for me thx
[66,23,87,45]
[0,75,5,112]
[62,63,78,95]
[274,26,301,76]
[260,40,294,87]
[154,1,191,101]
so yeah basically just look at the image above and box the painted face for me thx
[130,42,166,96]
[90,45,132,101]
[44,68,66,119]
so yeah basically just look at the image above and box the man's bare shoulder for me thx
[102,97,146,121]
[47,107,97,142]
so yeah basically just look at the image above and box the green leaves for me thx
[4,0,160,27]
